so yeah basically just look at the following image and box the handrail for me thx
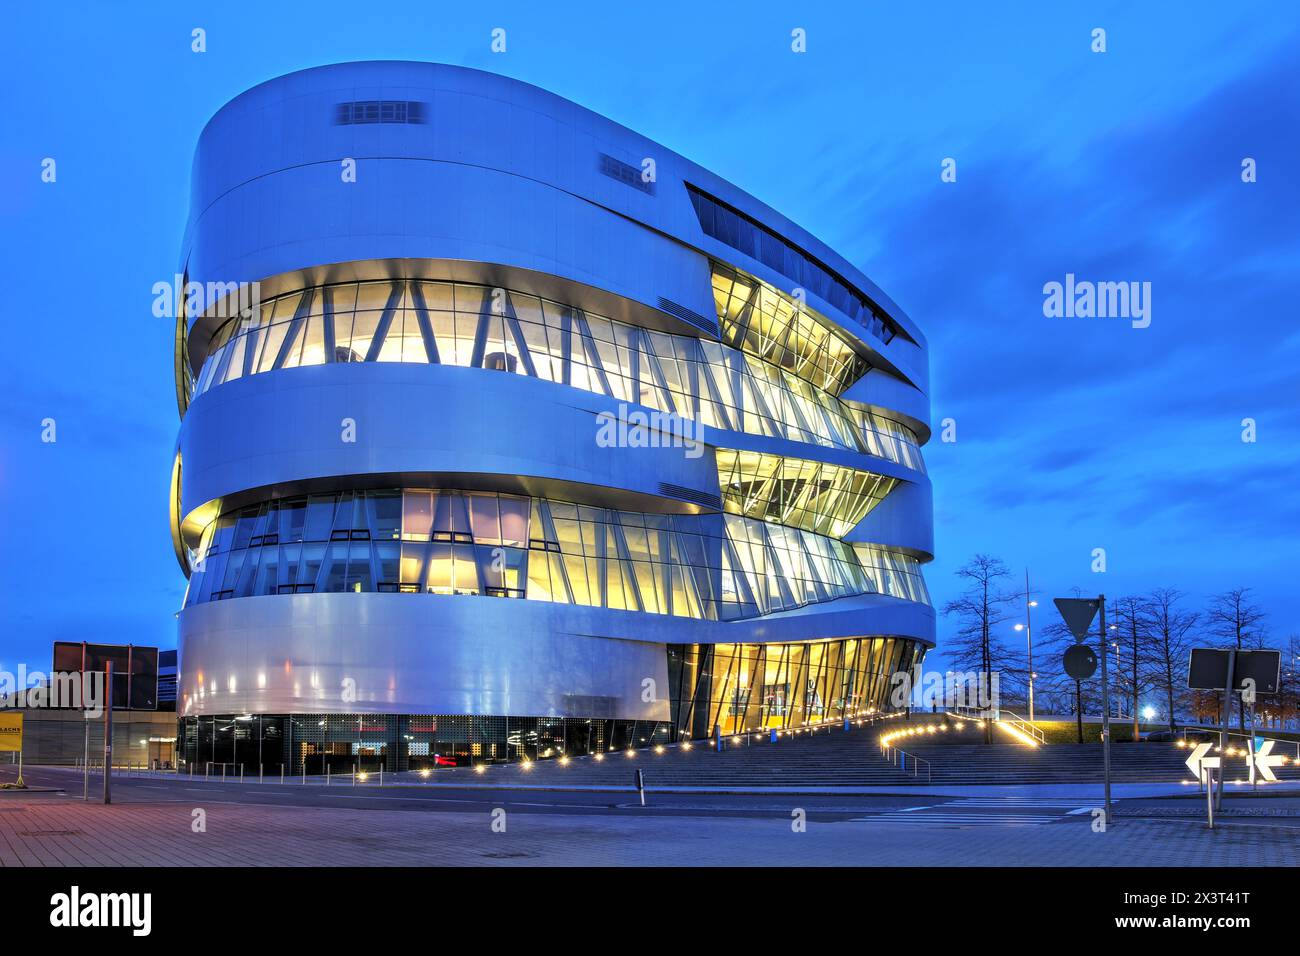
[946,706,1045,745]
[878,742,932,784]
[998,709,1046,745]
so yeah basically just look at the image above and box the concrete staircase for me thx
[418,719,1296,789]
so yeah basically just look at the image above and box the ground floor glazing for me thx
[179,637,926,771]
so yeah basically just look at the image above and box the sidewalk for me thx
[1,794,1297,867]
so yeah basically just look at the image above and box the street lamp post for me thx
[1015,570,1038,723]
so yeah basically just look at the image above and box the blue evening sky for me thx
[1,2,1296,673]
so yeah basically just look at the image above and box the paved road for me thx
[4,765,1298,866]
[8,765,1093,824]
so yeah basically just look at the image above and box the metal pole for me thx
[1098,595,1112,824]
[1075,680,1083,744]
[1025,568,1035,723]
[102,662,113,805]
[82,718,90,801]
[1206,766,1216,829]
[1249,698,1257,791]
[1216,651,1234,812]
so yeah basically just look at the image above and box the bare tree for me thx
[1036,617,1100,742]
[941,555,1019,742]
[1142,588,1199,732]
[1279,635,1300,731]
[1109,594,1154,740]
[1205,588,1268,731]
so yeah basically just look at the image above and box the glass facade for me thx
[179,714,673,772]
[185,488,928,618]
[712,261,869,395]
[716,448,898,537]
[853,545,931,605]
[177,635,926,771]
[189,278,925,468]
[687,185,904,346]
[670,637,924,737]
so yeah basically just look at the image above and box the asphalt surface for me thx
[8,764,1300,830]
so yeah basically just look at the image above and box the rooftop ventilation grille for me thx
[598,153,656,195]
[659,482,722,511]
[335,100,428,125]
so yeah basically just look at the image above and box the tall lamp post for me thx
[1013,570,1039,722]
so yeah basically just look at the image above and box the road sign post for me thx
[83,719,90,800]
[1205,766,1216,829]
[1216,652,1233,812]
[102,661,113,805]
[1053,595,1110,824]
[1098,595,1111,825]
[1185,646,1281,810]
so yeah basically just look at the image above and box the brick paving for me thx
[1,793,1297,867]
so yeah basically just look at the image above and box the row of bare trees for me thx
[938,555,1298,734]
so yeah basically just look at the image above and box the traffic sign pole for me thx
[1098,594,1111,825]
[102,661,113,805]
[1215,651,1234,812]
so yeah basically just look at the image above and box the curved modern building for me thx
[172,62,934,771]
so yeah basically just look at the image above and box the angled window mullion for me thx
[780,375,819,441]
[322,287,336,363]
[637,332,678,415]
[273,288,314,370]
[470,288,496,369]
[574,311,616,398]
[768,534,797,609]
[670,526,710,619]
[659,528,673,616]
[362,282,404,364]
[560,310,573,386]
[694,340,735,431]
[720,530,759,613]
[679,339,701,421]
[504,307,538,379]
[535,500,575,603]
[714,648,739,735]
[593,509,608,607]
[240,321,261,378]
[410,283,441,364]
[608,520,646,613]
[777,646,793,729]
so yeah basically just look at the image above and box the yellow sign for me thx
[0,713,22,752]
